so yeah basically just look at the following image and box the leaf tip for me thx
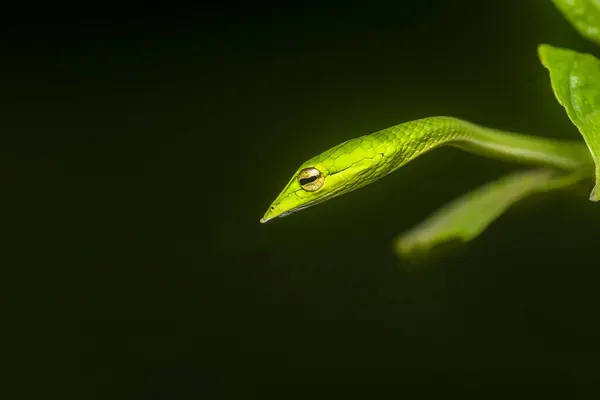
[538,44,550,66]
[538,43,550,52]
[537,43,562,67]
[538,43,550,54]
[393,237,416,258]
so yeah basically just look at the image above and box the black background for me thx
[4,0,600,397]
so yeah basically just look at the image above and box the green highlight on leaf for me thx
[538,44,600,200]
[394,169,587,258]
[553,0,600,46]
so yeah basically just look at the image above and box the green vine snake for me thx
[259,4,600,255]
[260,116,594,253]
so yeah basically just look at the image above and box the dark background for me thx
[3,0,600,397]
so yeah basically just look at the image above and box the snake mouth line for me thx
[261,185,345,223]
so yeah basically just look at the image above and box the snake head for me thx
[260,136,389,223]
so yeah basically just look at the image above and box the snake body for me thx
[261,117,593,223]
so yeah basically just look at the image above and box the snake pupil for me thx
[300,176,318,186]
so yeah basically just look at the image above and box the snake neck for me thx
[370,116,593,175]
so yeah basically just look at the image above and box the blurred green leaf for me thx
[539,44,600,200]
[553,0,600,46]
[395,169,586,258]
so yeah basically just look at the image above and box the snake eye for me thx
[297,167,324,192]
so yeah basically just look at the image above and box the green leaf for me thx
[553,0,600,46]
[394,169,586,258]
[538,44,600,200]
